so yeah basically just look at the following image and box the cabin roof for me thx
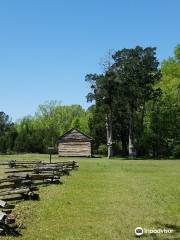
[58,128,93,142]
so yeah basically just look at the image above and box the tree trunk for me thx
[106,112,113,159]
[121,136,128,156]
[138,104,145,156]
[128,110,136,158]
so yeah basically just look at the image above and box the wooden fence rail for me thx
[0,159,79,236]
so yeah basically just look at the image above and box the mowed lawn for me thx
[0,154,179,240]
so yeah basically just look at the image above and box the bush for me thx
[172,144,180,158]
[98,144,108,155]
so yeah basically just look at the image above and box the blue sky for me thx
[0,0,179,121]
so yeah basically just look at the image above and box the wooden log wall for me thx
[58,141,91,156]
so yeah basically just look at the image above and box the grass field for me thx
[0,154,179,240]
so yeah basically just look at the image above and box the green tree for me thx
[144,44,180,158]
[14,101,91,153]
[85,70,118,158]
[112,46,161,157]
[0,112,17,153]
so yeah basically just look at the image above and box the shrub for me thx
[98,144,108,155]
[172,144,180,158]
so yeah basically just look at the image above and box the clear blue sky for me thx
[0,0,179,121]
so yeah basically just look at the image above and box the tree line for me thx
[0,45,179,158]
[0,103,91,154]
[86,45,180,158]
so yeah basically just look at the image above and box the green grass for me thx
[0,154,180,240]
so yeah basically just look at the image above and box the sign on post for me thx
[48,147,55,163]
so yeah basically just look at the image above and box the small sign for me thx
[48,147,55,163]
[48,147,54,151]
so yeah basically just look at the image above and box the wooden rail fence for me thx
[0,160,79,236]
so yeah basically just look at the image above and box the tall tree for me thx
[85,71,117,158]
[112,46,161,157]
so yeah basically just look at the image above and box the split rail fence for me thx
[0,159,79,236]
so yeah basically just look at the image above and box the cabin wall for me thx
[58,141,91,157]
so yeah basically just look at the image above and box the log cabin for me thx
[58,128,93,157]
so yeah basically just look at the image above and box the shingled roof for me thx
[58,128,93,142]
